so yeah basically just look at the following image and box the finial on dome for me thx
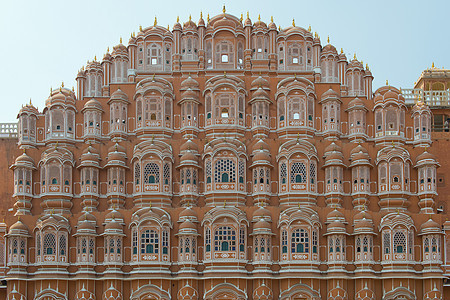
[189,14,191,21]
[167,25,170,30]
[200,11,203,19]
[107,46,110,53]
[366,63,369,70]
[223,4,226,13]
[258,14,261,21]
[278,25,281,31]
[353,53,356,60]
[207,13,210,22]
[154,17,157,26]
[327,36,330,43]
[308,25,311,32]
[340,48,343,54]
[61,81,64,88]
[240,13,243,22]
[224,71,227,78]
[271,16,273,23]
[223,200,226,207]
[386,79,389,85]
[139,25,143,31]
[29,98,32,105]
[432,62,435,68]
[94,55,97,61]
[424,146,428,152]
[119,37,122,44]
[72,86,75,92]
[50,87,52,95]
[247,11,249,19]
[292,18,295,26]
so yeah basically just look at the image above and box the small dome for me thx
[321,88,339,100]
[105,209,124,221]
[254,219,271,230]
[9,220,28,232]
[252,139,269,152]
[322,44,338,55]
[179,206,198,221]
[83,99,103,111]
[325,151,343,160]
[78,212,96,223]
[181,88,198,100]
[183,19,197,29]
[324,142,342,154]
[14,152,35,165]
[180,151,198,163]
[181,76,199,90]
[77,220,96,231]
[108,143,126,154]
[354,210,373,222]
[326,208,345,223]
[253,206,271,221]
[110,88,129,102]
[253,19,267,28]
[108,151,126,163]
[268,20,277,30]
[179,219,197,231]
[354,218,373,231]
[180,139,198,152]
[18,104,39,116]
[350,144,368,156]
[105,219,123,231]
[420,218,440,234]
[252,150,271,163]
[173,21,182,31]
[111,43,127,56]
[348,58,363,69]
[198,15,205,26]
[327,221,346,232]
[348,97,365,109]
[252,87,269,100]
[415,151,437,163]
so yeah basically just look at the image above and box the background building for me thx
[0,10,449,300]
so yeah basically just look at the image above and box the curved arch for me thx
[379,212,415,231]
[204,283,247,300]
[130,284,170,300]
[202,206,249,226]
[34,289,67,300]
[279,283,320,300]
[383,286,416,300]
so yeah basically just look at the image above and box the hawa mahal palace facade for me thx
[1,8,450,300]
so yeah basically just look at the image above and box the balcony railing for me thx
[402,88,450,106]
[0,123,18,138]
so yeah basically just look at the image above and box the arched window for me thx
[291,162,307,183]
[143,162,160,184]
[393,231,406,254]
[216,41,233,64]
[281,230,288,254]
[141,230,159,254]
[214,159,236,183]
[214,226,236,252]
[44,233,56,255]
[291,229,309,253]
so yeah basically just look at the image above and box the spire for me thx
[271,16,273,23]
[386,79,389,85]
[247,11,249,19]
[189,14,191,21]
[139,25,143,31]
[200,11,203,19]
[120,37,123,44]
[340,48,343,54]
[154,16,157,26]
[258,14,261,21]
[327,36,330,43]
[353,53,356,60]
[292,18,295,26]
[222,4,226,13]
[240,13,243,22]
[308,25,311,32]
[207,13,210,22]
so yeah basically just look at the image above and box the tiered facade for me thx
[1,10,449,300]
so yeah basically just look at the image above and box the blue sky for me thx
[0,0,448,122]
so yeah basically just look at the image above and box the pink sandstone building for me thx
[0,9,450,300]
